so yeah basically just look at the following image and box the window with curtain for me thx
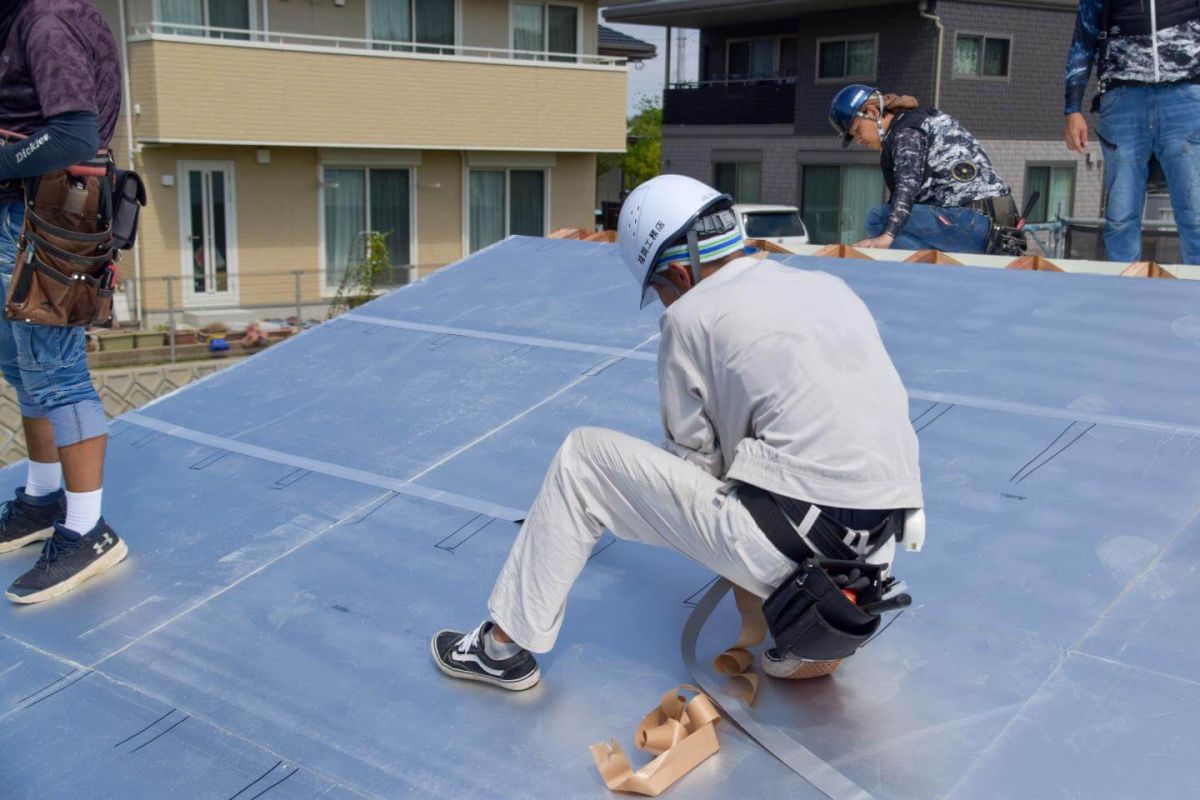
[513,3,544,56]
[713,162,761,203]
[1024,165,1074,223]
[817,36,875,80]
[371,0,412,45]
[469,170,547,252]
[323,167,411,288]
[370,0,455,48]
[728,38,792,80]
[801,164,886,244]
[954,34,1010,78]
[415,0,454,48]
[513,3,579,60]
[161,0,249,37]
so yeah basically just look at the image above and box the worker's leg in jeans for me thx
[1152,83,1200,266]
[488,426,793,653]
[0,202,67,556]
[1098,85,1152,262]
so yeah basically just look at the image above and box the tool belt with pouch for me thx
[739,484,915,661]
[966,194,1027,257]
[4,151,146,328]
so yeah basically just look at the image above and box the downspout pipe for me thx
[116,0,144,326]
[919,0,944,108]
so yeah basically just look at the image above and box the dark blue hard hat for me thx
[828,84,877,148]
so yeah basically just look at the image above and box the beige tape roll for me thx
[590,685,721,797]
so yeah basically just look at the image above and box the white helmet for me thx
[618,175,740,308]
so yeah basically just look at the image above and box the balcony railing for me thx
[128,22,625,68]
[663,77,796,126]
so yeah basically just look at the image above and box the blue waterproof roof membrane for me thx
[2,236,1199,799]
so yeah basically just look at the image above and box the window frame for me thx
[814,33,878,84]
[1022,162,1076,224]
[153,0,258,36]
[317,163,419,298]
[508,0,584,59]
[462,167,551,254]
[712,161,762,204]
[724,35,797,81]
[951,31,1013,81]
[364,0,461,48]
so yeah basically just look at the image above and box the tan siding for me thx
[461,0,508,49]
[550,153,596,232]
[416,151,465,268]
[127,0,154,26]
[127,39,625,151]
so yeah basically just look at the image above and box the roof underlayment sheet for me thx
[2,236,1199,799]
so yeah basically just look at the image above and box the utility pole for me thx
[676,28,686,85]
[664,26,672,88]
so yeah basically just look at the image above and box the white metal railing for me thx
[128,22,625,68]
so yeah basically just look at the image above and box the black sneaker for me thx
[431,621,540,691]
[6,518,129,605]
[0,487,65,555]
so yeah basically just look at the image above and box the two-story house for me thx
[89,0,629,322]
[604,0,1103,245]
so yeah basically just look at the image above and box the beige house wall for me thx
[266,0,367,39]
[133,145,323,312]
[416,151,466,268]
[126,39,625,151]
[549,153,597,232]
[133,146,598,312]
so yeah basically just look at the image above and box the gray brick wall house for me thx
[605,0,1104,245]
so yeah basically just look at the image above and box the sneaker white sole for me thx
[0,526,54,555]
[429,634,541,692]
[6,539,129,605]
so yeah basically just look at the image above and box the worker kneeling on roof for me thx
[432,175,925,691]
[831,84,1026,256]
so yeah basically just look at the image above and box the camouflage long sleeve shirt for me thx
[1065,0,1200,114]
[880,110,1010,240]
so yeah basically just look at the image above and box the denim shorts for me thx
[0,200,106,447]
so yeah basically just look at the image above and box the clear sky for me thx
[600,19,701,114]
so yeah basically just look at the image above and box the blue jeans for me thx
[1098,83,1200,265]
[865,204,992,253]
[0,201,106,447]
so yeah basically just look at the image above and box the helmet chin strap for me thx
[855,90,887,141]
[685,228,703,288]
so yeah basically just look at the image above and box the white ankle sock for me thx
[64,489,102,534]
[25,460,62,498]
[483,626,522,660]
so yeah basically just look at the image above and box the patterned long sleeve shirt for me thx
[1065,0,1200,114]
[880,110,1010,240]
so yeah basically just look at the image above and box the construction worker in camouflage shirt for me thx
[1064,0,1200,265]
[829,84,1017,255]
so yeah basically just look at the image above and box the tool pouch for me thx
[762,559,883,662]
[5,156,145,328]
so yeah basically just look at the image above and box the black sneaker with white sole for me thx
[431,621,540,691]
[0,487,65,554]
[6,518,129,605]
